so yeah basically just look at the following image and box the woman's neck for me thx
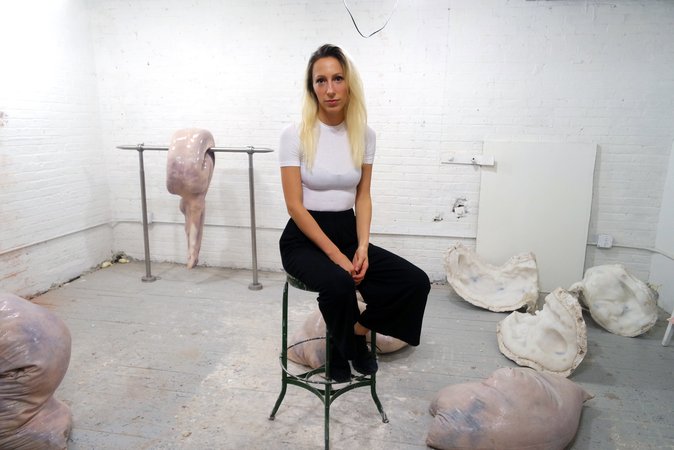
[318,111,345,126]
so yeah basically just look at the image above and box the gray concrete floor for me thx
[32,261,673,450]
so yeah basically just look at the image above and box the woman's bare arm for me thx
[352,164,373,283]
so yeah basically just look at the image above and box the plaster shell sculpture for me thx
[0,292,72,450]
[288,303,408,369]
[444,242,539,312]
[568,264,658,337]
[166,128,216,269]
[426,367,593,450]
[497,288,587,377]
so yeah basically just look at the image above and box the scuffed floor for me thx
[32,261,673,449]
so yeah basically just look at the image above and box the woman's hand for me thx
[329,251,355,276]
[351,246,369,285]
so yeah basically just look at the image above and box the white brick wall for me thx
[2,0,673,297]
[0,1,113,297]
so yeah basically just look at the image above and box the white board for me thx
[476,142,596,292]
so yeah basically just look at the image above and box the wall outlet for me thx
[597,234,613,249]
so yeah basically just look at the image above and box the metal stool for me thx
[268,274,388,449]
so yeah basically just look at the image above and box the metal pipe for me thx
[137,145,156,282]
[0,221,110,257]
[247,148,262,290]
[118,145,273,154]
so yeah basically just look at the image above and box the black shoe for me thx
[328,345,352,383]
[351,335,378,375]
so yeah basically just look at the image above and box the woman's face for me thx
[312,56,349,125]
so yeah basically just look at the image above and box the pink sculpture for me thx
[427,367,592,450]
[288,302,408,369]
[0,292,72,450]
[166,128,215,269]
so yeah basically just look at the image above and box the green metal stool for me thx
[268,274,388,449]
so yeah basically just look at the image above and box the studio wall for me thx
[0,0,112,296]
[1,0,673,305]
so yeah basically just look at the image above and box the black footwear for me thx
[352,335,378,375]
[328,344,352,383]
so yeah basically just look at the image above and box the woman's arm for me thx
[352,164,373,283]
[280,166,355,274]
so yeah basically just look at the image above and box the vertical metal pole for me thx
[138,146,157,282]
[247,150,263,290]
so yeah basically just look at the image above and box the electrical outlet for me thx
[597,234,613,249]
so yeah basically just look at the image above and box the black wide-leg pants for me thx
[279,209,430,360]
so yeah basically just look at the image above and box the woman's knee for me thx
[318,270,356,303]
[411,266,431,294]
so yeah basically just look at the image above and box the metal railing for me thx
[118,144,273,290]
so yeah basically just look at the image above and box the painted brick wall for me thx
[0,1,113,297]
[2,1,673,299]
[91,0,674,287]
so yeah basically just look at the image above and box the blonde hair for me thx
[299,44,367,169]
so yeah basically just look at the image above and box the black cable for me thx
[343,0,399,38]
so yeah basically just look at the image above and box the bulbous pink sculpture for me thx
[166,128,215,269]
[427,367,592,450]
[0,292,72,450]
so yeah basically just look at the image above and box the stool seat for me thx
[286,273,310,291]
[269,274,388,449]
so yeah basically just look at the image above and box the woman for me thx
[279,44,429,382]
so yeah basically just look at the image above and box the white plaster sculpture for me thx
[427,367,592,450]
[444,242,539,312]
[0,292,72,450]
[497,288,587,377]
[166,128,215,269]
[568,264,658,337]
[288,303,408,369]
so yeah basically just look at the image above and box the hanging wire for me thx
[343,0,399,38]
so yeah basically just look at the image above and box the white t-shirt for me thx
[279,121,376,211]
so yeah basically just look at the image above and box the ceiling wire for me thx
[343,0,399,38]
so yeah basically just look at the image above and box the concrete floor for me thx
[31,261,673,450]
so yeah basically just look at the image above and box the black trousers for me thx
[279,209,430,360]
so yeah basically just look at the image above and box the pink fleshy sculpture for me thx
[427,367,592,450]
[166,128,216,268]
[0,292,72,450]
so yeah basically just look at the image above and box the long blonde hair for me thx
[299,44,367,169]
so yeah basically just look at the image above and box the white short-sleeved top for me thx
[279,121,376,211]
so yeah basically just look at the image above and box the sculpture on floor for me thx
[568,264,658,337]
[0,292,72,450]
[497,288,587,377]
[444,242,539,312]
[427,367,592,450]
[288,300,408,369]
[166,128,216,269]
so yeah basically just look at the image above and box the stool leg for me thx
[325,328,331,381]
[269,281,290,420]
[368,331,389,423]
[324,331,331,449]
[324,380,331,450]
